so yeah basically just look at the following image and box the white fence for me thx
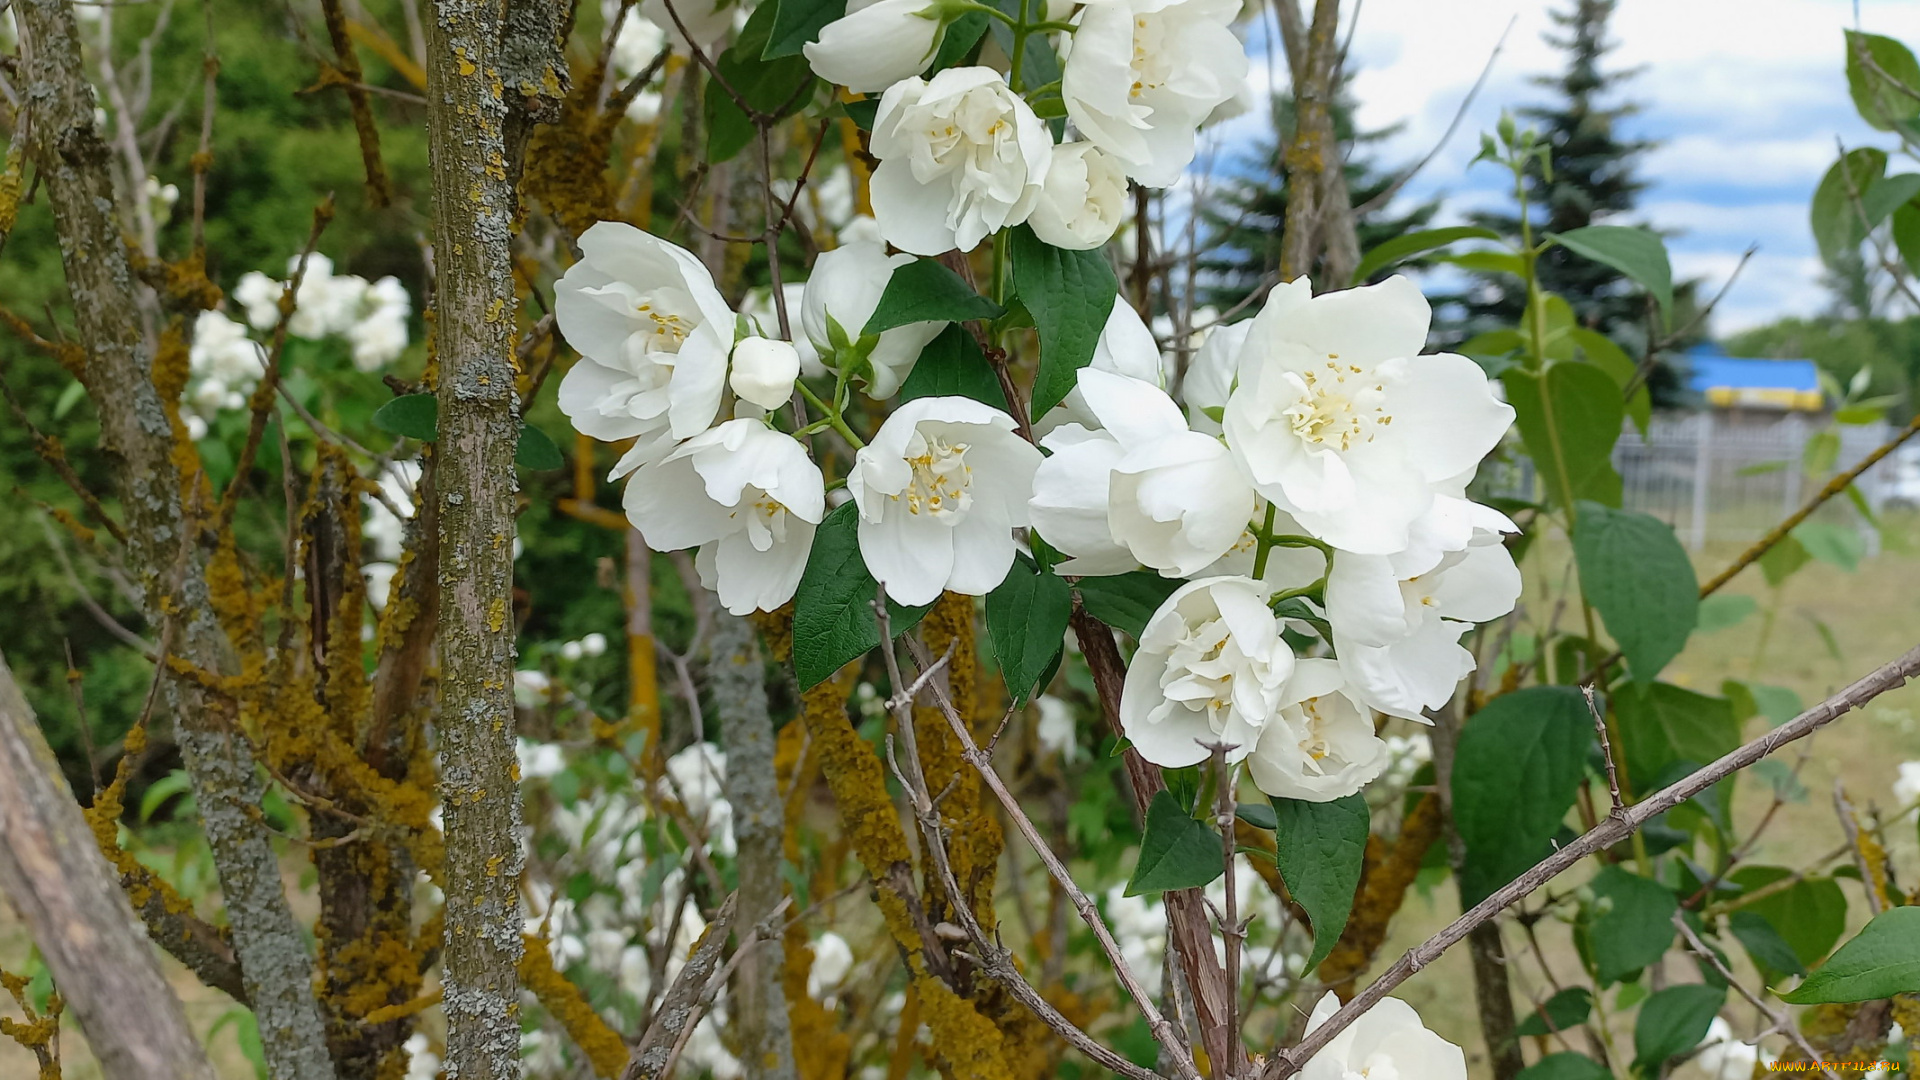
[1484,413,1902,550]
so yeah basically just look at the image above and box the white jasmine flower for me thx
[347,308,409,371]
[1244,659,1389,802]
[847,396,1043,606]
[556,222,737,455]
[1895,762,1920,807]
[1327,524,1521,721]
[1061,0,1249,186]
[561,640,585,662]
[1222,276,1515,554]
[1120,576,1294,768]
[403,1034,440,1080]
[623,420,825,616]
[1035,298,1164,437]
[233,271,284,331]
[1695,1018,1767,1080]
[804,0,943,92]
[1035,695,1081,762]
[512,670,553,708]
[1182,316,1249,434]
[663,742,735,856]
[609,4,668,76]
[807,932,855,999]
[839,214,884,246]
[1030,368,1255,577]
[363,562,398,610]
[800,240,945,398]
[1300,992,1467,1080]
[640,0,734,49]
[1027,141,1129,250]
[517,739,568,780]
[869,67,1051,256]
[581,632,609,657]
[730,336,802,409]
[362,461,421,562]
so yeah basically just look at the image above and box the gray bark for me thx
[11,4,337,1077]
[710,612,798,1080]
[0,650,219,1080]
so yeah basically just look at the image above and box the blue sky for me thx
[1203,0,1920,334]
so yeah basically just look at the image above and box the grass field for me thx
[6,515,1918,1079]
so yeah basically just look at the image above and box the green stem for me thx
[1249,503,1278,580]
[1009,0,1031,92]
[797,381,866,449]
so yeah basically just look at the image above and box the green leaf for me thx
[1350,226,1503,285]
[1452,687,1593,906]
[841,97,880,130]
[986,553,1072,704]
[1781,906,1920,1003]
[1729,867,1848,968]
[1516,1054,1612,1080]
[1550,226,1673,319]
[372,393,438,441]
[54,379,85,419]
[1630,984,1725,1074]
[1696,594,1757,633]
[1504,362,1624,510]
[1573,503,1699,683]
[1587,865,1678,984]
[791,502,932,688]
[1125,790,1223,895]
[1812,149,1889,268]
[924,11,988,73]
[1569,326,1650,435]
[1758,534,1811,587]
[899,324,1009,410]
[1516,987,1593,1037]
[1846,30,1920,131]
[1861,173,1920,229]
[139,769,196,823]
[1611,683,1737,792]
[1434,250,1529,278]
[1894,203,1920,276]
[763,0,845,57]
[1729,910,1806,977]
[1010,225,1118,417]
[866,258,1004,335]
[1271,793,1370,972]
[1075,571,1181,639]
[1234,802,1277,830]
[1791,520,1865,572]
[516,424,565,470]
[706,3,816,163]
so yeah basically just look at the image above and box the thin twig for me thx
[1672,911,1839,1080]
[1582,686,1623,815]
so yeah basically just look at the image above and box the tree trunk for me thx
[711,611,800,1080]
[12,4,337,1077]
[424,2,534,1075]
[0,651,219,1080]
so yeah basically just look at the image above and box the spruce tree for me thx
[1197,86,1442,309]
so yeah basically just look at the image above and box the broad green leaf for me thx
[1812,149,1889,268]
[1729,867,1847,968]
[1573,503,1699,683]
[865,259,1004,335]
[373,393,438,440]
[1458,329,1527,358]
[1010,226,1119,417]
[791,502,932,688]
[1729,910,1806,977]
[1895,203,1920,276]
[1452,687,1593,906]
[1350,226,1503,285]
[1696,594,1757,633]
[1630,984,1725,1074]
[139,769,196,823]
[516,425,564,470]
[1434,250,1528,278]
[986,553,1072,703]
[1551,226,1673,320]
[1234,802,1277,830]
[1075,571,1181,639]
[1758,533,1811,587]
[1516,1054,1611,1080]
[1271,793,1370,972]
[1569,326,1650,435]
[841,97,880,130]
[763,0,845,57]
[1611,683,1738,792]
[1781,907,1920,1003]
[1845,30,1920,131]
[1791,520,1865,571]
[1125,790,1223,895]
[1516,987,1593,1037]
[924,11,988,73]
[1861,173,1920,228]
[898,324,1009,409]
[706,3,816,163]
[54,379,85,419]
[1504,362,1624,510]
[1587,865,1678,984]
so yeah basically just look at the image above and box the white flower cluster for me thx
[182,309,265,440]
[801,0,1248,254]
[555,217,1519,806]
[235,253,413,372]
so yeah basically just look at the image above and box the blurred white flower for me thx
[581,632,609,657]
[664,742,735,856]
[608,2,668,76]
[513,670,554,708]
[1695,1018,1768,1080]
[639,0,733,49]
[1299,992,1467,1080]
[868,67,1051,256]
[363,461,421,562]
[234,271,282,331]
[1895,762,1920,807]
[807,931,855,999]
[363,562,398,610]
[402,1033,440,1080]
[1035,696,1081,762]
[517,739,568,780]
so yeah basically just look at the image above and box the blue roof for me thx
[1686,344,1821,394]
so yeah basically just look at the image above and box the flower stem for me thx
[1249,502,1278,580]
[797,381,866,449]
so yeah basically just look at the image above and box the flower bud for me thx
[1027,142,1129,251]
[729,336,803,410]
[803,0,943,93]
